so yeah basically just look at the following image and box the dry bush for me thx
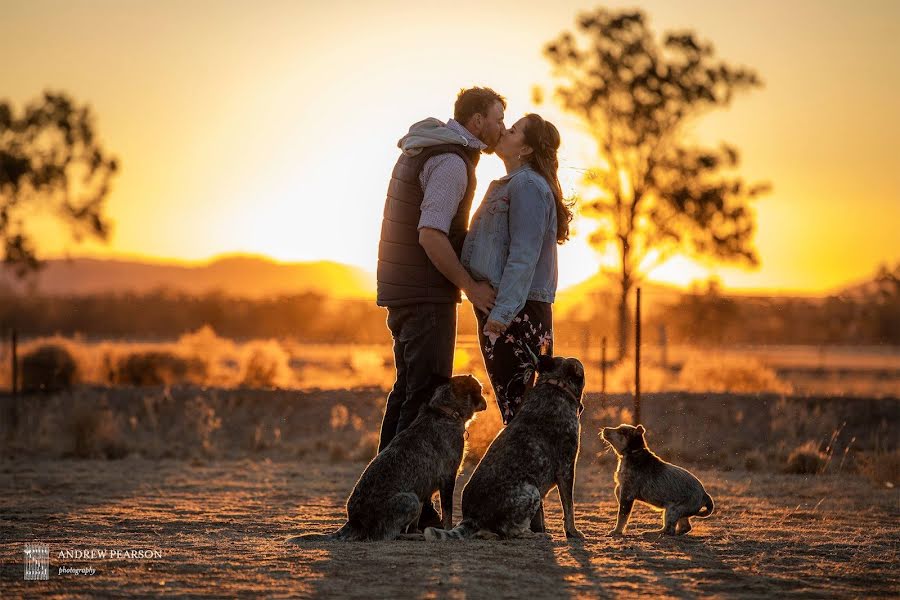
[240,340,295,388]
[678,354,791,393]
[115,351,207,386]
[21,344,78,392]
[177,325,240,384]
[785,441,828,474]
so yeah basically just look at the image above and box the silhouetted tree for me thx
[0,91,118,277]
[543,8,769,359]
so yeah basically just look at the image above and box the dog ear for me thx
[536,354,555,374]
[636,424,646,435]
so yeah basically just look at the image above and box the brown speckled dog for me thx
[600,424,714,536]
[287,375,486,542]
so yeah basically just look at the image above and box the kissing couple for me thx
[375,86,574,528]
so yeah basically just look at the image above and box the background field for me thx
[1,388,897,597]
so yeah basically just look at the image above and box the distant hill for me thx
[0,255,377,299]
[555,269,684,318]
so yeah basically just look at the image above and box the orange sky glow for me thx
[3,0,898,294]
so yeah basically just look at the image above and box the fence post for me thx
[634,288,641,425]
[11,328,17,397]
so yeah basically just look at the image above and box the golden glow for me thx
[3,0,898,295]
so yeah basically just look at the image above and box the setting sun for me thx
[3,0,897,295]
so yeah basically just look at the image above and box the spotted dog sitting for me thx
[600,424,715,536]
[425,355,586,541]
[288,375,487,542]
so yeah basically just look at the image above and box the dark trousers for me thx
[378,303,457,452]
[475,301,554,424]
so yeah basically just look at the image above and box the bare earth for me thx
[1,454,897,598]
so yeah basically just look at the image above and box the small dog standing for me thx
[600,424,714,536]
[425,355,586,541]
[288,375,487,542]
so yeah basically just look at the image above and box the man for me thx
[376,87,506,528]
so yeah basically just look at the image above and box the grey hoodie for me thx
[397,118,473,156]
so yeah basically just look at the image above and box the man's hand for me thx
[482,318,507,337]
[418,228,496,311]
[465,280,497,315]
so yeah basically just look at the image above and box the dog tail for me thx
[696,493,715,518]
[424,519,478,541]
[287,522,356,543]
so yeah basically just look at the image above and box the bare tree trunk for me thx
[617,277,632,361]
[617,234,633,361]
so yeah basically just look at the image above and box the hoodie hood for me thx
[397,118,473,156]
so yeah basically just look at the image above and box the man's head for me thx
[454,87,506,153]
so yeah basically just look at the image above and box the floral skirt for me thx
[475,301,553,424]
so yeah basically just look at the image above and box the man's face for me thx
[476,101,505,153]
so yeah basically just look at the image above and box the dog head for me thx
[535,355,586,402]
[600,423,647,456]
[429,374,487,421]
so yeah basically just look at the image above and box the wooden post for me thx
[634,288,641,425]
[11,329,17,397]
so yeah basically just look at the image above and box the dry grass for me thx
[2,329,897,396]
[0,386,897,596]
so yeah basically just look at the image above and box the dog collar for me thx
[542,378,584,415]
[430,404,463,421]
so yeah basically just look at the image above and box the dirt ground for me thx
[1,453,897,598]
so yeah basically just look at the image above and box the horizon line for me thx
[33,250,890,299]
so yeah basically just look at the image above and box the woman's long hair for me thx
[521,114,574,244]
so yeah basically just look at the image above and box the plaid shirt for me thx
[416,119,486,234]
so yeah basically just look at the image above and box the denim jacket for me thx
[461,164,558,326]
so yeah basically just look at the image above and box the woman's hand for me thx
[483,319,508,337]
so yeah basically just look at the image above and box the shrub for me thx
[21,344,78,392]
[240,341,293,388]
[785,441,828,474]
[115,351,207,386]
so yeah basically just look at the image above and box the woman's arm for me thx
[487,175,551,329]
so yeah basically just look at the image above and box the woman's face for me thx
[495,117,532,163]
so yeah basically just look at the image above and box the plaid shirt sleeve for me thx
[417,153,468,234]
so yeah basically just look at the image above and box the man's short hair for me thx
[454,87,506,125]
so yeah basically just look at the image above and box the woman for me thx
[461,113,573,424]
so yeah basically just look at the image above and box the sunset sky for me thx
[3,0,898,294]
